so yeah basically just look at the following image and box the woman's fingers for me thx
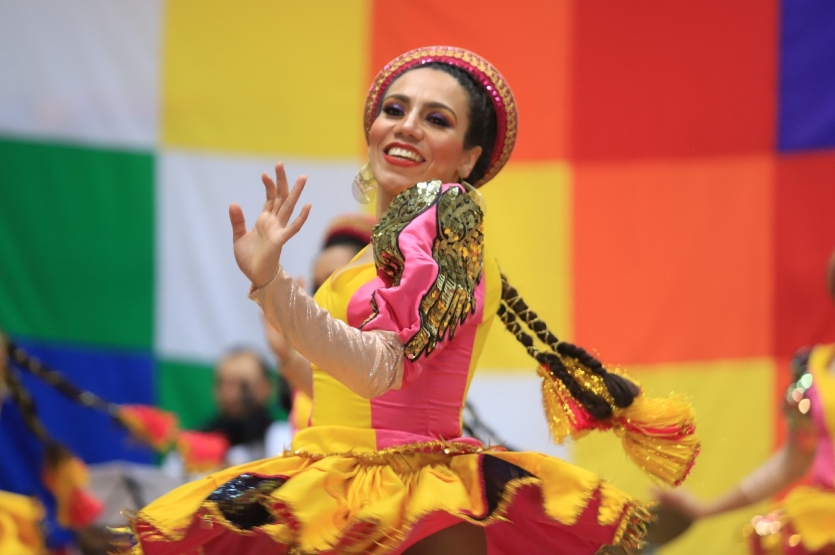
[274,162,290,200]
[229,203,247,242]
[282,203,311,241]
[261,172,277,212]
[275,175,308,223]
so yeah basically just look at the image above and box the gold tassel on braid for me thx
[498,275,700,486]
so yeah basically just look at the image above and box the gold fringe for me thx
[539,365,586,442]
[538,366,701,486]
[613,395,700,486]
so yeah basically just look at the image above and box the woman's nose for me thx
[395,111,423,139]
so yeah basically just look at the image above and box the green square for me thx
[156,357,288,431]
[0,138,154,348]
[157,359,217,431]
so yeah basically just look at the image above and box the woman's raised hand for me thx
[229,162,311,289]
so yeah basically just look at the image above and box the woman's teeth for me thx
[388,147,424,162]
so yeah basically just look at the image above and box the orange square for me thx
[573,156,774,364]
[370,0,572,161]
[571,0,777,160]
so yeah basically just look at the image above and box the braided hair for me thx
[1,347,75,469]
[497,275,639,421]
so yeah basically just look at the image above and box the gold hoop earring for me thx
[352,164,377,204]
[460,180,486,211]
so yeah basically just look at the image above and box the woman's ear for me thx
[459,145,483,180]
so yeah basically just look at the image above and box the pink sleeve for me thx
[360,182,485,386]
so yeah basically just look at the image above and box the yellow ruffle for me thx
[131,442,650,554]
[0,491,45,555]
[782,486,835,551]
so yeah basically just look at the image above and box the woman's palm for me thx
[229,163,311,288]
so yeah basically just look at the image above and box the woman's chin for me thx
[378,177,423,196]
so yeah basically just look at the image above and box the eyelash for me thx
[383,104,404,116]
[382,104,452,128]
[427,114,451,128]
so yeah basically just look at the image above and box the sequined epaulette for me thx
[366,181,485,361]
[371,181,444,285]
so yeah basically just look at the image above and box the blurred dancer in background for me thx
[657,250,835,554]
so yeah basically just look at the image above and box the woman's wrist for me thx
[249,266,284,295]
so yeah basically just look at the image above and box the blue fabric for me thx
[0,399,76,549]
[1,339,156,547]
[778,0,835,151]
[5,339,156,464]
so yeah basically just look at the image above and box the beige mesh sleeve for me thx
[249,269,405,399]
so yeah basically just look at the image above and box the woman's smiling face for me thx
[367,67,482,197]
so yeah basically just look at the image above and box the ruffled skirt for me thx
[129,441,649,555]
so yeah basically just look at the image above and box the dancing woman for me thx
[129,46,699,555]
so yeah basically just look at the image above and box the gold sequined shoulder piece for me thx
[405,185,485,360]
[371,181,444,284]
[365,182,485,361]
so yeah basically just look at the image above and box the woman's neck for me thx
[375,188,395,219]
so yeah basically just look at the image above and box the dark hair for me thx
[383,62,498,185]
[221,346,272,381]
[323,234,369,254]
[497,275,640,420]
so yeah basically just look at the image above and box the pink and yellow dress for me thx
[747,343,835,555]
[130,183,680,555]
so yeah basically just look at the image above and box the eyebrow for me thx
[384,94,458,122]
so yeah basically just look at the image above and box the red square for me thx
[773,151,835,358]
[573,156,774,364]
[571,0,777,161]
[370,0,572,160]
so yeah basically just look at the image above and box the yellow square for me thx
[478,161,572,370]
[161,1,369,156]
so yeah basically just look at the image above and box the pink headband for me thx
[364,46,517,187]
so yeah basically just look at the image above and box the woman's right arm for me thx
[251,270,405,399]
[231,163,406,400]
